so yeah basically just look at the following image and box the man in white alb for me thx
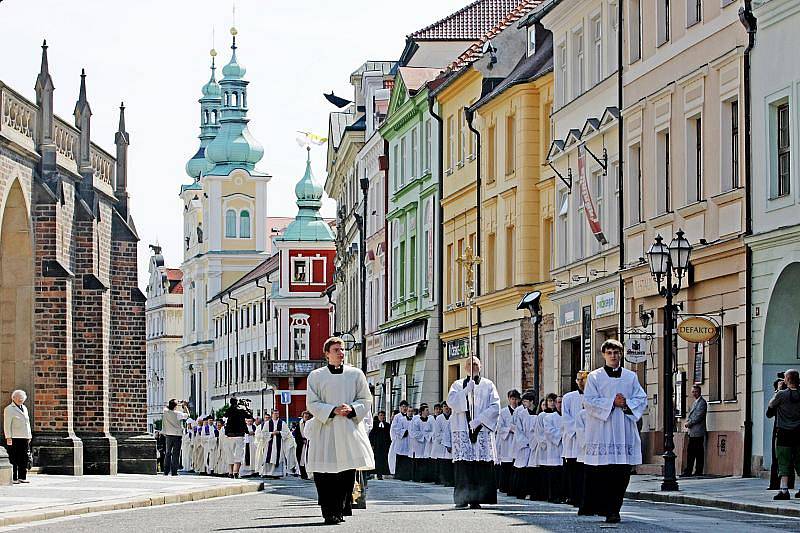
[496,389,520,494]
[561,370,588,508]
[259,410,289,478]
[389,400,413,480]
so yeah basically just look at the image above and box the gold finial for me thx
[230,26,238,36]
[210,48,217,57]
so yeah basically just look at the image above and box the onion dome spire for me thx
[277,149,334,242]
[185,49,223,179]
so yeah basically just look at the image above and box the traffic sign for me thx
[279,391,291,405]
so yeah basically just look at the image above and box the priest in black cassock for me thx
[305,337,374,525]
[369,411,391,479]
[447,356,501,509]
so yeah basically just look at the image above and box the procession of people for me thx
[160,337,646,525]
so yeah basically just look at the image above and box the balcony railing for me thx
[262,359,325,377]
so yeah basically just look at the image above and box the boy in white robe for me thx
[388,401,412,480]
[562,371,588,507]
[240,419,256,477]
[260,410,289,478]
[496,389,520,494]
[447,356,501,509]
[282,424,298,476]
[213,420,230,476]
[410,404,436,482]
[298,412,312,479]
[203,421,218,474]
[432,402,454,486]
[181,422,194,472]
[511,391,536,499]
[583,339,647,524]
[542,396,565,503]
[305,337,374,525]
[193,421,207,473]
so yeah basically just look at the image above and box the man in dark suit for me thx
[682,385,707,477]
[369,411,392,479]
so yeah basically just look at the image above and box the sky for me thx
[0,0,469,286]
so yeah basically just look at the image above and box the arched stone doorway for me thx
[762,261,800,466]
[0,180,34,427]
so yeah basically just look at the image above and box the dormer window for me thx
[527,25,536,57]
[293,260,307,283]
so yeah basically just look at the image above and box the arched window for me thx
[212,110,218,124]
[225,209,237,238]
[232,92,239,107]
[203,110,209,124]
[239,210,251,238]
[242,91,247,108]
[223,92,229,106]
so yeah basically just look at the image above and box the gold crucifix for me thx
[456,245,482,301]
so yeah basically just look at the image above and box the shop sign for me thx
[582,306,592,367]
[595,291,616,317]
[677,316,718,343]
[560,300,581,326]
[447,338,469,361]
[624,337,647,364]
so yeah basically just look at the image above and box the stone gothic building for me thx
[0,41,151,475]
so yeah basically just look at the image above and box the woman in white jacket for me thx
[3,390,32,484]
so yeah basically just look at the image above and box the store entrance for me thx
[560,337,582,393]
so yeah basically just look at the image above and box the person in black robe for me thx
[369,411,392,479]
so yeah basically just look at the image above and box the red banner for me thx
[577,144,607,245]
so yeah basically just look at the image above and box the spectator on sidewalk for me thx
[161,399,189,476]
[770,374,795,490]
[154,430,166,473]
[369,411,391,480]
[224,397,252,479]
[3,390,32,484]
[768,369,800,500]
[682,385,707,477]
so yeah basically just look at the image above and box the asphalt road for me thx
[4,476,799,532]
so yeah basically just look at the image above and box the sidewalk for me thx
[626,474,800,517]
[0,473,263,528]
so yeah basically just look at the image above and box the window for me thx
[723,325,737,401]
[609,161,619,245]
[656,130,671,214]
[558,192,569,266]
[486,232,496,293]
[225,209,237,238]
[592,16,603,85]
[458,108,465,164]
[423,198,434,295]
[291,315,310,360]
[506,225,515,288]
[575,189,585,261]
[238,210,251,238]
[505,115,516,175]
[447,115,455,171]
[487,124,497,183]
[424,120,432,173]
[446,243,453,304]
[457,238,464,302]
[686,116,702,204]
[411,127,418,179]
[572,29,585,98]
[628,143,642,224]
[557,43,568,106]
[293,258,308,283]
[658,0,671,46]
[629,0,641,62]
[399,239,406,298]
[392,221,400,302]
[608,2,619,72]
[409,234,416,295]
[777,103,791,197]
[393,144,400,190]
[687,0,701,27]
[246,353,251,382]
[527,25,536,57]
[592,170,604,253]
[722,100,739,191]
[400,136,407,185]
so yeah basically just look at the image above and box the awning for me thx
[381,344,420,364]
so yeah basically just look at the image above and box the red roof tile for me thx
[165,268,183,282]
[408,0,529,41]
[446,0,543,72]
[170,280,184,295]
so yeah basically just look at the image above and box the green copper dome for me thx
[185,54,222,180]
[202,53,221,97]
[277,150,334,242]
[204,29,264,176]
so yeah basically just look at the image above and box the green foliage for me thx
[153,418,163,431]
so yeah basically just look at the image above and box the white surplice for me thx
[583,367,647,466]
[447,376,501,463]
[512,408,535,469]
[410,415,435,459]
[431,414,452,460]
[259,419,289,476]
[496,404,517,463]
[202,426,217,473]
[240,424,256,476]
[540,412,563,466]
[181,429,193,471]
[282,430,297,475]
[560,390,584,459]
[304,365,374,473]
[387,412,412,473]
[213,427,230,475]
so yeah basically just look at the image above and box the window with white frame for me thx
[656,130,671,213]
[776,102,791,198]
[392,220,400,302]
[721,99,739,191]
[686,115,703,204]
[487,123,497,183]
[447,115,455,171]
[658,0,671,46]
[572,28,585,98]
[393,144,400,190]
[225,209,237,238]
[400,136,408,184]
[424,120,432,173]
[687,0,701,27]
[608,2,619,72]
[527,25,536,57]
[458,108,466,164]
[290,314,310,360]
[411,127,418,179]
[292,257,308,283]
[592,15,603,85]
[627,142,641,225]
[629,0,641,62]
[557,42,568,107]
[423,197,434,296]
[505,114,516,175]
[558,191,569,266]
[239,210,251,238]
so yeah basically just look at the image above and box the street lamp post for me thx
[647,229,692,492]
[517,291,543,398]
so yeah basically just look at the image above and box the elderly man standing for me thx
[447,356,501,509]
[4,390,32,484]
[161,399,189,476]
[305,337,374,525]
[682,385,707,477]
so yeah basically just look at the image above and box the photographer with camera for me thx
[162,399,190,476]
[224,397,252,479]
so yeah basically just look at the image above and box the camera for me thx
[237,398,251,407]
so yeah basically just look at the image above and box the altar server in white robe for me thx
[562,371,588,507]
[282,424,298,475]
[181,421,194,472]
[432,402,454,486]
[511,391,536,499]
[542,396,565,503]
[240,419,257,477]
[583,339,647,524]
[410,404,436,482]
[253,417,267,474]
[193,420,207,473]
[305,337,374,525]
[388,400,413,480]
[202,420,218,474]
[447,356,501,509]
[213,420,230,476]
[496,389,520,494]
[298,412,312,479]
[260,410,289,478]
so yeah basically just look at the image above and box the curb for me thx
[0,481,264,528]
[625,490,800,518]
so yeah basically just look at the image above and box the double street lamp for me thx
[517,291,543,400]
[646,229,692,492]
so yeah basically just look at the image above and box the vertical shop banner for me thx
[577,144,608,245]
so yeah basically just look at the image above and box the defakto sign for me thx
[677,316,718,344]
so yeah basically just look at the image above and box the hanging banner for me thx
[677,316,718,343]
[577,143,608,245]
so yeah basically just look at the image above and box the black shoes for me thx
[323,516,341,525]
[605,513,621,523]
[774,491,790,500]
[469,503,482,509]
[454,503,468,509]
